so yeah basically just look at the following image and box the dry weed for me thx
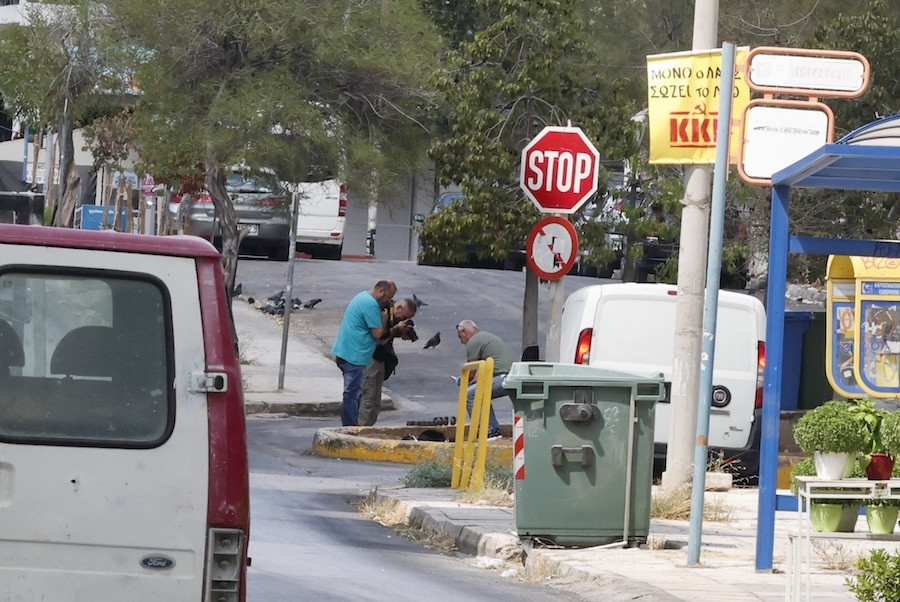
[812,540,861,571]
[650,485,734,522]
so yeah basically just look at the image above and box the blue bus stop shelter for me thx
[756,114,900,569]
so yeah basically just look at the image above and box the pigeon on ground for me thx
[423,331,441,349]
[303,298,322,309]
[231,282,242,297]
[413,294,428,308]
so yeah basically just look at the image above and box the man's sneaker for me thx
[486,428,502,441]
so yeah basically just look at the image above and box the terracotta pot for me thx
[865,453,895,480]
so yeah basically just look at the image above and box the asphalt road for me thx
[235,257,613,422]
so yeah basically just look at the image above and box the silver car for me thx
[175,173,291,260]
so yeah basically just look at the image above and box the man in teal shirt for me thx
[332,280,396,425]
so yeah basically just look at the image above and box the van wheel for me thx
[321,244,343,261]
[268,243,291,261]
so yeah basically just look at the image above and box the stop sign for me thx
[520,126,600,214]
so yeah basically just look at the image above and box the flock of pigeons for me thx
[235,285,442,349]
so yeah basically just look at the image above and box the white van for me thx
[294,179,346,260]
[0,224,250,600]
[558,283,766,476]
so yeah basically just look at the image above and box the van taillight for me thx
[575,328,593,364]
[338,184,347,217]
[206,528,245,601]
[755,341,766,409]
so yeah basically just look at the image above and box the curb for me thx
[245,400,343,416]
[383,493,522,561]
[244,398,395,416]
[311,425,514,465]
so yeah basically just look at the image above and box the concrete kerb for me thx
[312,425,514,466]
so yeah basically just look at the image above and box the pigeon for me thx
[231,282,242,297]
[413,294,428,308]
[303,298,322,309]
[423,331,441,349]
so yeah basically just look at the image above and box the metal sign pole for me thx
[278,188,301,391]
[687,41,735,566]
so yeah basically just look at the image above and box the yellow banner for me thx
[647,48,751,164]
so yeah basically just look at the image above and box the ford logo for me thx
[140,555,176,570]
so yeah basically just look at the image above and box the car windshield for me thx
[226,174,276,194]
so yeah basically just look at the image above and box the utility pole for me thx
[661,0,719,491]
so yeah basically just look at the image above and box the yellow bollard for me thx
[451,358,494,491]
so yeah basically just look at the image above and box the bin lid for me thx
[503,361,664,386]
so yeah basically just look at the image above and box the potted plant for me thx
[850,400,896,479]
[793,400,867,479]
[864,497,900,534]
[790,457,860,532]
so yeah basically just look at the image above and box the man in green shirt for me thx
[456,320,516,439]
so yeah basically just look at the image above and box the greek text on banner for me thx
[646,48,750,164]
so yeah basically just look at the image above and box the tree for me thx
[95,0,441,292]
[423,0,639,351]
[0,2,128,226]
[774,0,900,281]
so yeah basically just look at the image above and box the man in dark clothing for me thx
[358,298,417,426]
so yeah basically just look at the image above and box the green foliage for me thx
[848,400,891,455]
[403,461,452,488]
[423,0,640,267]
[847,548,900,602]
[793,400,868,454]
[402,461,511,489]
[880,411,900,455]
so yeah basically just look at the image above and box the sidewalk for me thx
[232,299,877,602]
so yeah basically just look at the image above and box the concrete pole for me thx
[661,0,719,492]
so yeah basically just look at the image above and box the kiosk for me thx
[826,255,900,398]
[757,114,900,570]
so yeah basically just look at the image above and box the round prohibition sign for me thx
[526,216,579,281]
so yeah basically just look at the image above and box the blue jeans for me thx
[466,374,507,432]
[336,357,367,426]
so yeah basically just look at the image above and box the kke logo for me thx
[669,105,719,148]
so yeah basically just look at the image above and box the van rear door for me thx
[0,243,209,600]
[576,284,763,452]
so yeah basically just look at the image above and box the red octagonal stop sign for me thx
[520,126,600,214]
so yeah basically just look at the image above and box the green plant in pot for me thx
[794,400,867,479]
[850,399,896,479]
[864,496,900,534]
[790,457,861,532]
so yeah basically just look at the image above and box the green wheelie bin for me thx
[503,362,664,547]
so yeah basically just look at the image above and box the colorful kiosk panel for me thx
[826,255,900,399]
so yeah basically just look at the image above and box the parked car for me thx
[293,179,346,260]
[0,223,250,600]
[171,171,292,260]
